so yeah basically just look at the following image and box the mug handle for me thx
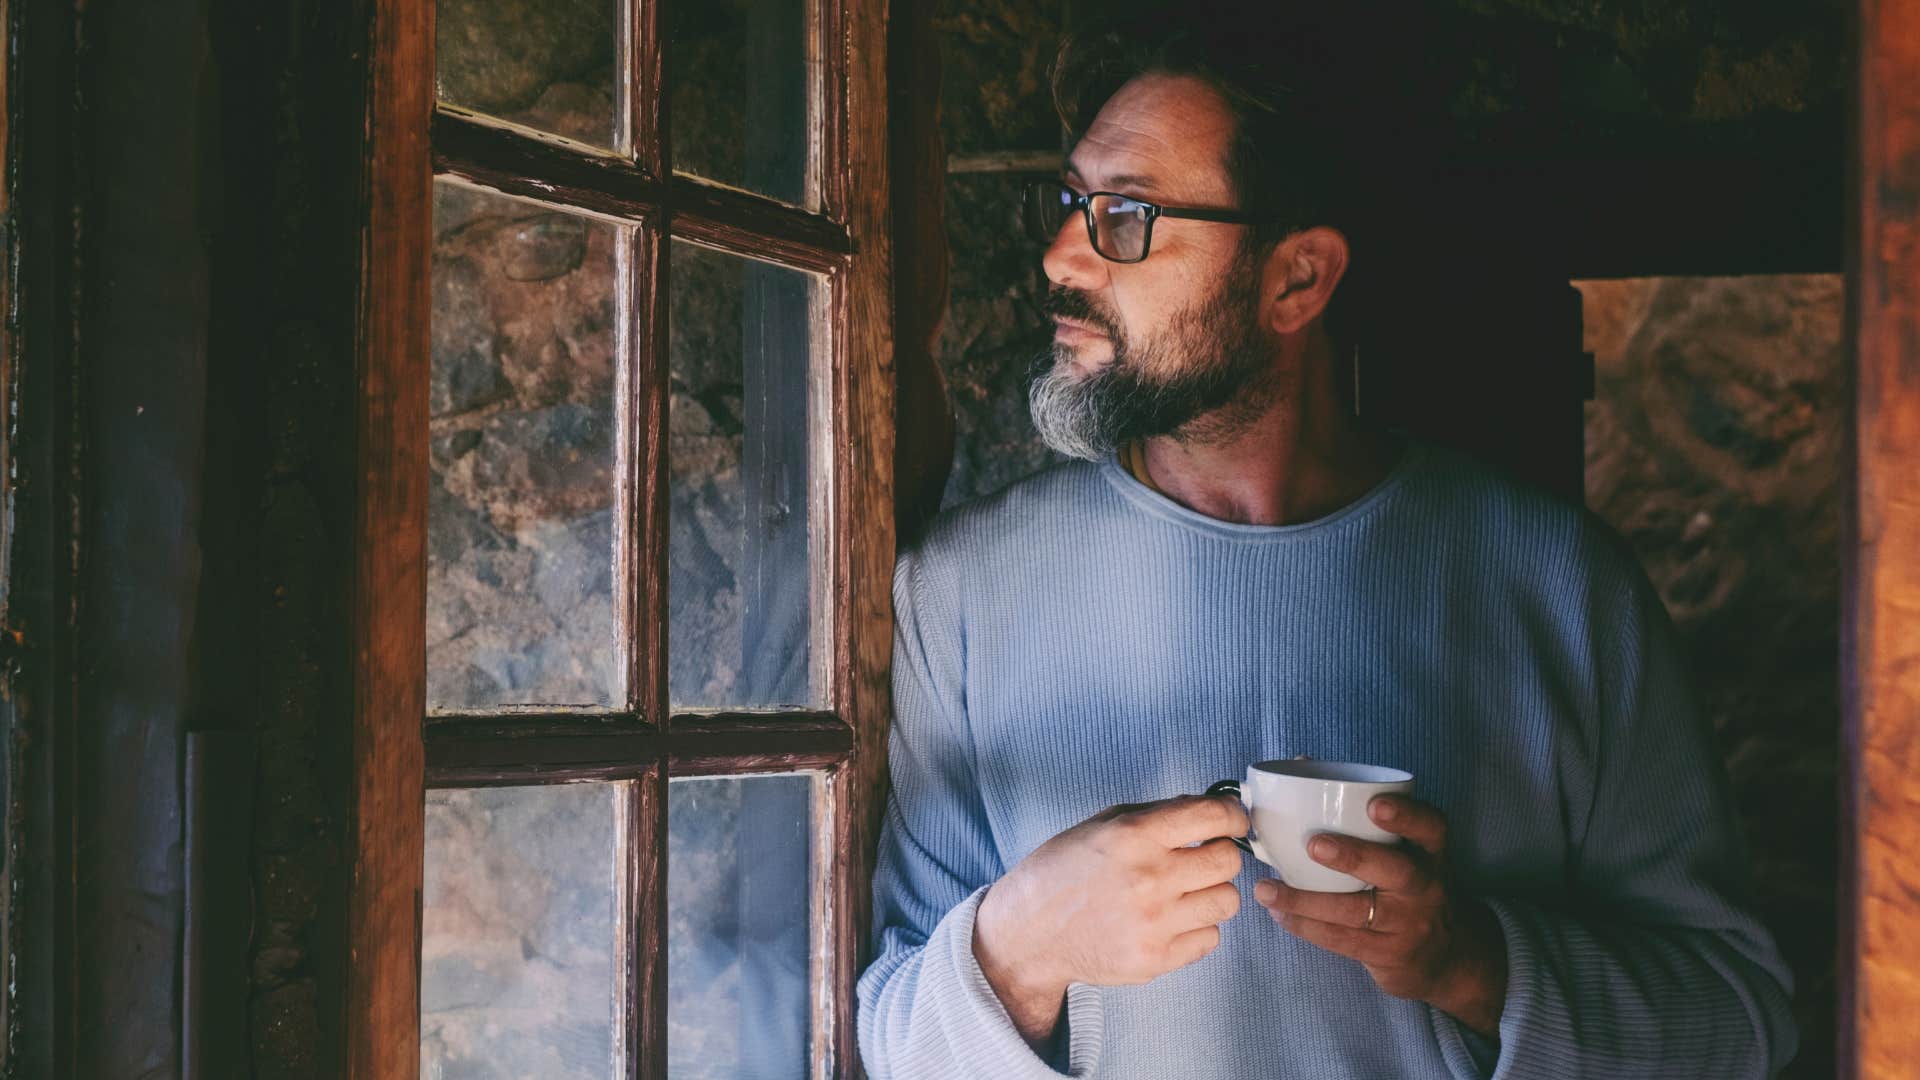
[1205,779,1254,855]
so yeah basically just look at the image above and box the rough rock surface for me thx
[435,0,616,146]
[428,182,622,710]
[421,785,618,1080]
[1578,274,1841,1076]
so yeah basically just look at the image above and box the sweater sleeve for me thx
[856,553,1105,1079]
[1433,567,1798,1079]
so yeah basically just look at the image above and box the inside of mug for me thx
[1250,759,1412,784]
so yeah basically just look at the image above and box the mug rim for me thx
[1248,759,1412,784]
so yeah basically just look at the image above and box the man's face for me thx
[1030,72,1272,461]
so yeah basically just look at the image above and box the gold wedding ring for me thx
[1364,887,1378,931]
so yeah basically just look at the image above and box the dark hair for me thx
[1050,6,1370,338]
[1053,7,1367,240]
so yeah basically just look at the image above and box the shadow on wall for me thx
[1578,274,1842,1080]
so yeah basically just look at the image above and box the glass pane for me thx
[422,782,626,1080]
[668,243,819,709]
[429,182,624,711]
[436,0,621,150]
[668,774,814,1079]
[670,0,811,206]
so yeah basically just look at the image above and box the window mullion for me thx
[634,0,664,178]
[637,194,673,1080]
[627,765,661,1080]
[812,768,844,1080]
[431,113,853,270]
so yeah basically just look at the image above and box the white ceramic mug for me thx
[1206,760,1414,893]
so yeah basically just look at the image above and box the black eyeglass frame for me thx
[1025,181,1271,264]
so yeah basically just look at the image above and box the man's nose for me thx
[1041,215,1108,292]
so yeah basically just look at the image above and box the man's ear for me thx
[1260,226,1350,336]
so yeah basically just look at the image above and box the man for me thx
[856,11,1797,1078]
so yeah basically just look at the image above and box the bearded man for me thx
[856,11,1796,1079]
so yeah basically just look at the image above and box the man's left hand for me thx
[1252,794,1508,1039]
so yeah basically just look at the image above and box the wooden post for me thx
[350,0,431,1075]
[1843,0,1920,1075]
[834,0,897,1074]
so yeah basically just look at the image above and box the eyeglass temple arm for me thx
[1155,206,1263,224]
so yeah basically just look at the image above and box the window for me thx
[354,0,895,1076]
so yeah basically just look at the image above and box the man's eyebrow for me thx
[1061,163,1163,198]
[1101,173,1162,196]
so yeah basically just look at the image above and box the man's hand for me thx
[1252,794,1509,1038]
[973,795,1249,1047]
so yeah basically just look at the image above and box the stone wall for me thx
[932,0,1074,504]
[1578,274,1842,1076]
[428,183,622,711]
[421,785,620,1080]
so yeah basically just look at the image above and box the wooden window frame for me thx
[1841,0,1920,1075]
[351,0,894,1076]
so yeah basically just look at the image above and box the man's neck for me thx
[1134,353,1403,527]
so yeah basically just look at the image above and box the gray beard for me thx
[1026,359,1192,461]
[1026,276,1271,462]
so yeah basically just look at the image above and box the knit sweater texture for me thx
[856,442,1797,1079]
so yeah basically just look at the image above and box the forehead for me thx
[1066,72,1237,202]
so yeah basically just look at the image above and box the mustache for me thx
[1040,287,1120,337]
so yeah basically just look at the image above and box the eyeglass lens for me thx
[1024,184,1151,262]
[1091,195,1148,261]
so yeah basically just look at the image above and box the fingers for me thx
[1170,837,1245,889]
[1092,801,1156,823]
[1268,911,1391,966]
[1253,878,1379,931]
[1306,833,1425,893]
[1174,880,1242,931]
[1132,794,1250,849]
[1164,924,1223,970]
[1367,795,1447,860]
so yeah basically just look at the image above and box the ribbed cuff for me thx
[1480,895,1550,1080]
[1428,895,1537,1080]
[1430,1005,1500,1080]
[945,885,1105,1078]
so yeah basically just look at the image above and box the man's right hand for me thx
[971,794,1250,1046]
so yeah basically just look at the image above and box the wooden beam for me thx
[349,0,431,1075]
[834,0,897,1074]
[1843,0,1920,1075]
[946,150,1059,175]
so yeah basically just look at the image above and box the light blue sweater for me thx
[857,443,1796,1079]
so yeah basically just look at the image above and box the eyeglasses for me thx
[1021,180,1266,264]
